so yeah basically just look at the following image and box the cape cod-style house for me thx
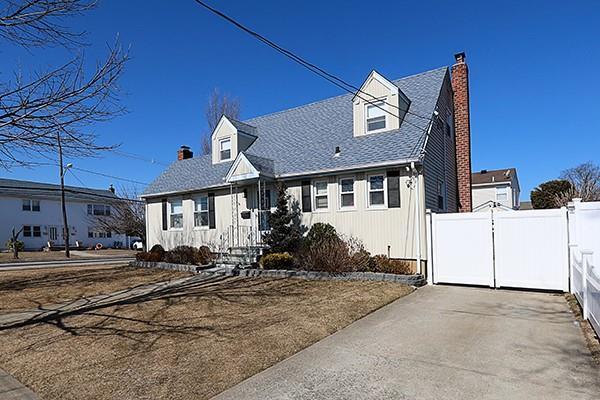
[141,53,474,273]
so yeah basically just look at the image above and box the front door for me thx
[48,226,61,244]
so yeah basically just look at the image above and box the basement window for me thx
[366,101,386,132]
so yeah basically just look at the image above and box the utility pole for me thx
[57,132,72,258]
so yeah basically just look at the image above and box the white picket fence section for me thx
[568,200,600,337]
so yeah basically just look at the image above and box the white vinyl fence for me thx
[428,208,569,291]
[568,200,600,337]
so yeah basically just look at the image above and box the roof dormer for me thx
[352,70,410,137]
[211,116,257,164]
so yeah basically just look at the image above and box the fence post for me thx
[425,209,433,285]
[568,243,578,294]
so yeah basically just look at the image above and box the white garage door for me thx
[431,212,494,287]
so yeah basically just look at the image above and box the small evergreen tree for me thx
[263,181,303,253]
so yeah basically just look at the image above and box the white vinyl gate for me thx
[429,208,569,291]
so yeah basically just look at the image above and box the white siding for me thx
[145,170,428,260]
[0,195,126,250]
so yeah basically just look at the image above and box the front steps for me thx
[215,246,265,268]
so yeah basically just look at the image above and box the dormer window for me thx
[220,138,231,161]
[366,101,386,132]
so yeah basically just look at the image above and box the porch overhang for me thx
[224,152,275,184]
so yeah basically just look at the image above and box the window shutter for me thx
[208,193,216,229]
[161,199,168,230]
[387,170,401,208]
[301,181,311,212]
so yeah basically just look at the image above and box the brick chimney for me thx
[177,145,193,160]
[451,52,472,212]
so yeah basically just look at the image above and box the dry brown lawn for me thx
[0,249,137,263]
[0,265,191,312]
[0,272,413,400]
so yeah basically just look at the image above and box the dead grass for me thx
[0,265,192,312]
[0,274,413,400]
[0,249,137,263]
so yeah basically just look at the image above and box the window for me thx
[220,138,231,161]
[339,177,355,208]
[88,204,110,216]
[314,181,329,210]
[23,225,32,237]
[88,228,94,238]
[366,101,386,132]
[437,181,446,210]
[88,228,112,238]
[22,199,40,212]
[33,226,41,237]
[496,187,508,202]
[170,199,183,229]
[194,196,209,227]
[368,174,386,207]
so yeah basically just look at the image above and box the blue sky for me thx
[2,0,599,199]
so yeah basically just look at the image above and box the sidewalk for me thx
[0,368,39,400]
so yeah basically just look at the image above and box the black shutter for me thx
[387,170,401,208]
[208,193,216,229]
[301,181,311,212]
[161,198,168,230]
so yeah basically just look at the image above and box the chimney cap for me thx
[179,145,190,150]
[454,52,466,63]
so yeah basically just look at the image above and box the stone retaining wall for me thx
[130,261,426,286]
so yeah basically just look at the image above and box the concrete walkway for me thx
[0,368,39,400]
[214,285,600,400]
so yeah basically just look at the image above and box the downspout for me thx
[411,161,422,274]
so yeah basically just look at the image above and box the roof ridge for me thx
[0,177,113,193]
[244,66,449,124]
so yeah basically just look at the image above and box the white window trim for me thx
[169,198,184,230]
[312,179,329,212]
[219,137,232,161]
[366,172,387,209]
[193,195,210,230]
[365,99,388,134]
[338,176,356,211]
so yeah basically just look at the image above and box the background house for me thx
[142,53,475,272]
[0,178,127,250]
[471,168,520,211]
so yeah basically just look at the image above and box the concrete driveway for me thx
[214,285,599,400]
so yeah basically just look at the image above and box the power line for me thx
[71,167,150,186]
[191,0,434,126]
[112,150,170,167]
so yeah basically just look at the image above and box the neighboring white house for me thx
[471,168,521,212]
[0,178,127,250]
[142,53,476,273]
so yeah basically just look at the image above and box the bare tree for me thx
[91,187,146,248]
[554,162,600,206]
[201,88,240,154]
[0,0,129,168]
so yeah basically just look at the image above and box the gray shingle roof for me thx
[143,67,448,197]
[0,178,118,202]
